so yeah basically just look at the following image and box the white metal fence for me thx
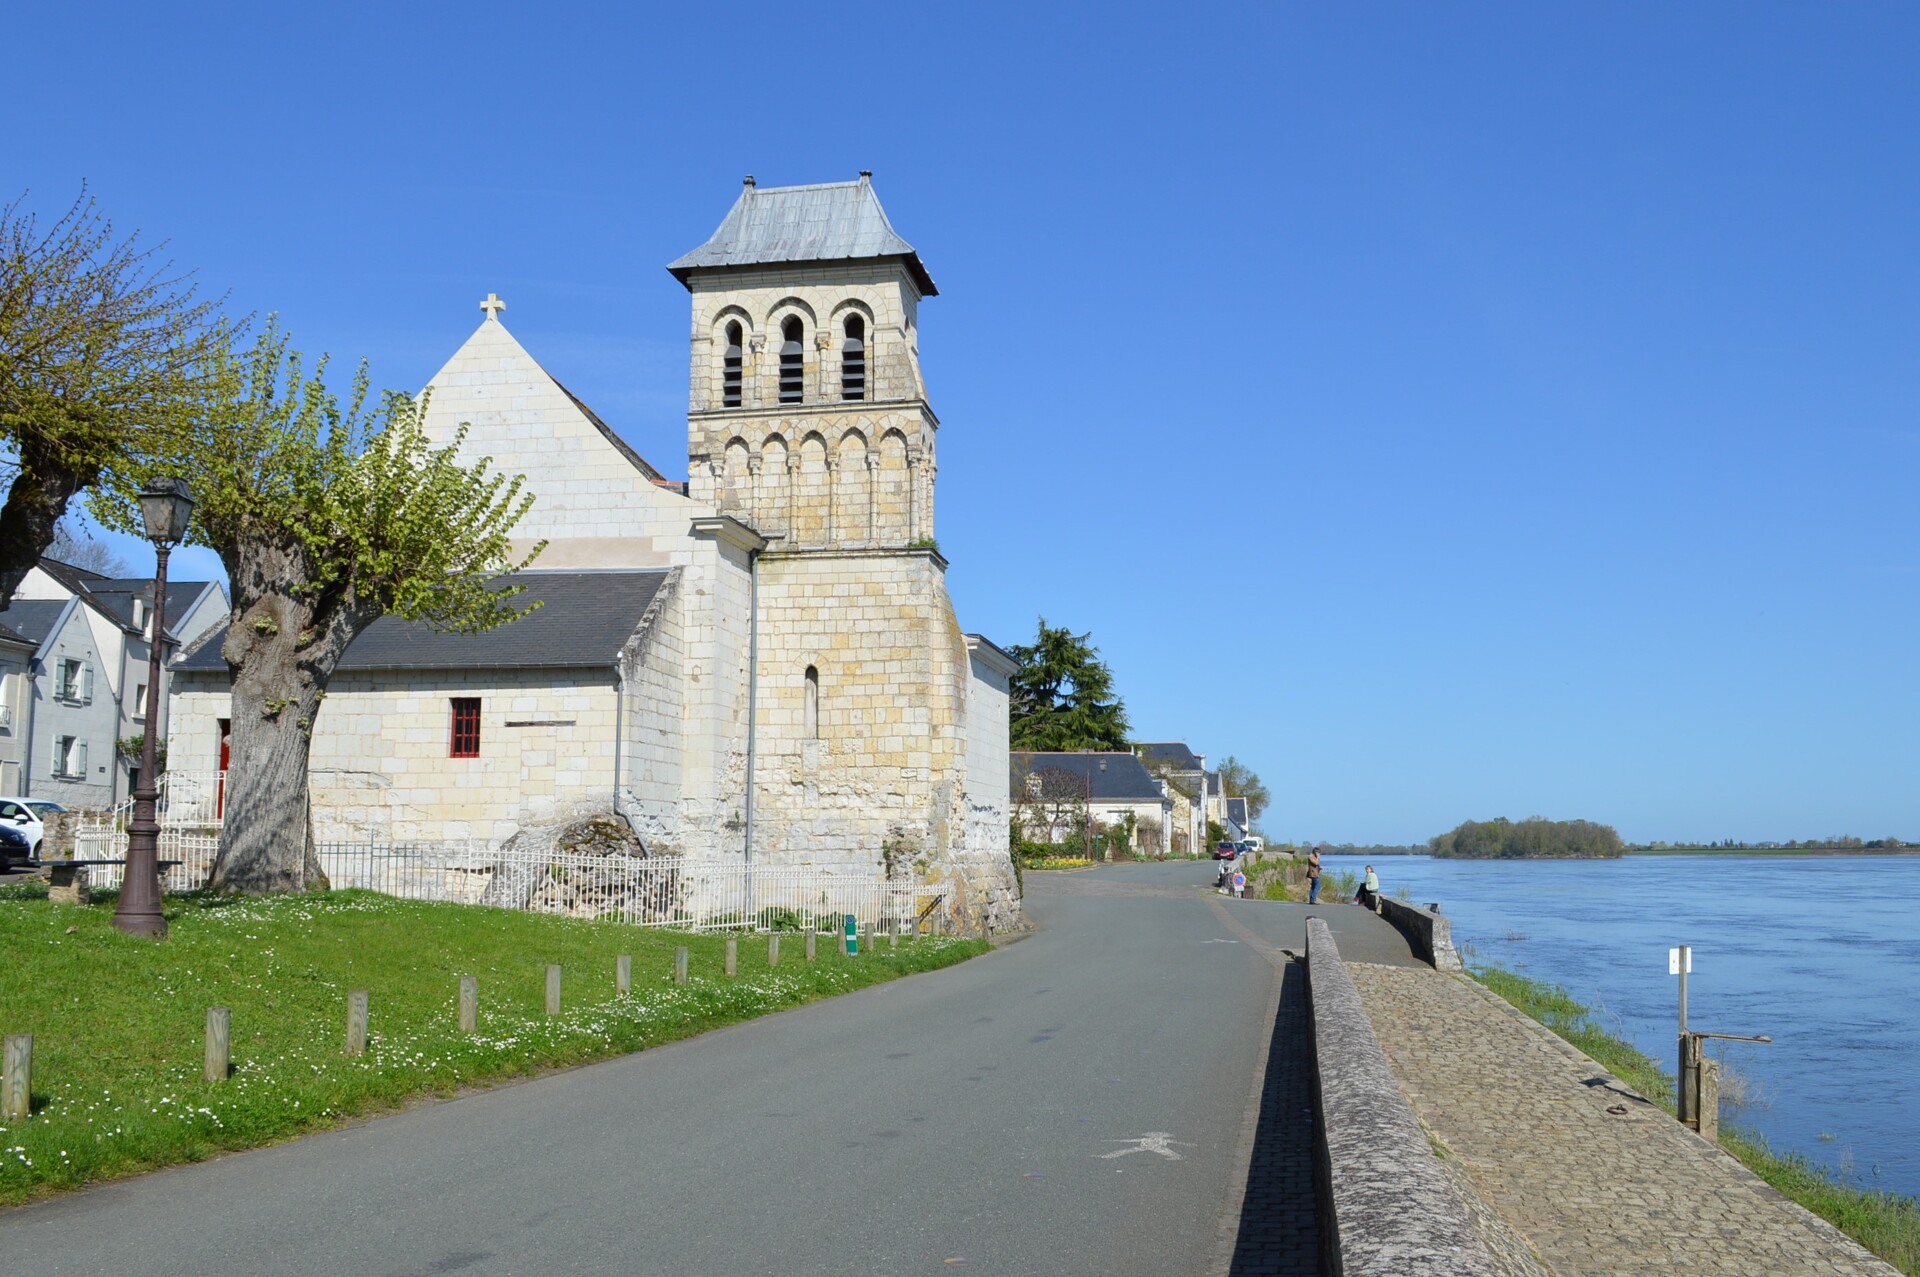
[315,842,923,932]
[63,813,927,933]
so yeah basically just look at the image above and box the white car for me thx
[0,797,63,862]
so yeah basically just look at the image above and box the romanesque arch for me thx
[875,428,911,545]
[757,434,790,538]
[792,432,830,548]
[834,429,871,545]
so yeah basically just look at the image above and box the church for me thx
[166,176,1021,928]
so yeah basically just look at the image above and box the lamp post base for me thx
[110,906,168,939]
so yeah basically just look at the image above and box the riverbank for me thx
[0,885,982,1206]
[1473,964,1920,1275]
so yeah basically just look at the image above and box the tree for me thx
[101,321,543,893]
[1217,755,1270,821]
[1007,618,1130,752]
[0,186,224,607]
[49,516,131,576]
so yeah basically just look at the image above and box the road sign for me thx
[1668,947,1692,975]
[844,913,858,956]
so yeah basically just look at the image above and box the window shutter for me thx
[52,737,63,773]
[76,740,88,775]
[54,662,69,700]
[81,661,94,704]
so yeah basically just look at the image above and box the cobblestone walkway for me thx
[1348,962,1900,1277]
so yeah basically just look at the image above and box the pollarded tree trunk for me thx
[208,555,366,893]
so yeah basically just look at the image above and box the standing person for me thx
[1358,864,1381,909]
[1307,846,1322,904]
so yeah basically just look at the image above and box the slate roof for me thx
[1136,741,1203,773]
[668,177,937,296]
[0,599,73,647]
[178,571,671,673]
[0,621,35,647]
[1226,797,1249,828]
[35,559,214,638]
[1011,752,1167,803]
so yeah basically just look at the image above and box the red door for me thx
[217,719,231,817]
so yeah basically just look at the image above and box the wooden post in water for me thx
[768,933,780,967]
[674,947,689,986]
[545,965,562,1016]
[805,931,817,962]
[205,1007,230,1082]
[724,936,738,977]
[617,954,632,997]
[1,1035,28,1119]
[459,976,478,1033]
[346,990,369,1057]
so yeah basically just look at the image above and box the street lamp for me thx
[112,477,195,938]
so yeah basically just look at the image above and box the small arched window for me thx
[779,318,805,404]
[722,321,743,408]
[841,315,866,401]
[804,665,820,739]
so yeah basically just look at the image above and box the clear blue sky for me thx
[14,4,1917,844]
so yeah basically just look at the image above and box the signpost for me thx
[844,913,858,957]
[1670,944,1771,1135]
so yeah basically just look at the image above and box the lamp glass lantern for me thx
[136,476,195,546]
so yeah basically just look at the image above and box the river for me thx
[1320,852,1920,1200]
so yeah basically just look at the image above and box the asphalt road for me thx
[0,860,1415,1276]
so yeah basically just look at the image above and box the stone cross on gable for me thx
[480,292,506,320]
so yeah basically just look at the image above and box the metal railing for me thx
[315,841,922,932]
[63,815,925,933]
[157,771,227,826]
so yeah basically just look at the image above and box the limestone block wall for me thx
[671,531,756,861]
[419,316,713,571]
[962,646,1012,867]
[617,571,684,852]
[169,668,621,845]
[747,548,969,869]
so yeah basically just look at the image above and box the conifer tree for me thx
[1007,618,1130,752]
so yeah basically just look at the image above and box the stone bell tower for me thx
[668,175,974,870]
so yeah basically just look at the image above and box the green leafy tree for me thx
[1007,618,1130,751]
[0,186,225,606]
[101,320,543,893]
[1217,755,1270,821]
[1428,816,1624,860]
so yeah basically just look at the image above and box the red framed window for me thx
[450,698,482,758]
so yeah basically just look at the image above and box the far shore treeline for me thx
[1428,816,1625,859]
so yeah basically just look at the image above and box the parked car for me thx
[1212,842,1239,860]
[0,819,32,871]
[0,797,63,862]
[1244,837,1265,853]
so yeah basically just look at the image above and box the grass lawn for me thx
[0,883,983,1206]
[1473,964,1920,1276]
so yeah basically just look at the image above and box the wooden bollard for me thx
[724,936,738,977]
[768,934,781,967]
[861,923,873,955]
[459,976,478,1033]
[3,1033,31,1119]
[674,946,689,986]
[346,990,369,1057]
[617,954,632,997]
[890,918,900,949]
[805,931,817,962]
[545,965,562,1016]
[205,1007,230,1082]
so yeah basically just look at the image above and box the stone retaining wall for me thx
[1376,896,1465,971]
[1306,918,1498,1276]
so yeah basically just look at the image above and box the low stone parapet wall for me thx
[1377,896,1465,971]
[1306,918,1499,1276]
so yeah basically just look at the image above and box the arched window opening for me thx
[779,318,805,404]
[841,315,866,401]
[722,321,743,408]
[804,665,820,739]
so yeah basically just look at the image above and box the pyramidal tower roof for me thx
[667,174,937,296]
